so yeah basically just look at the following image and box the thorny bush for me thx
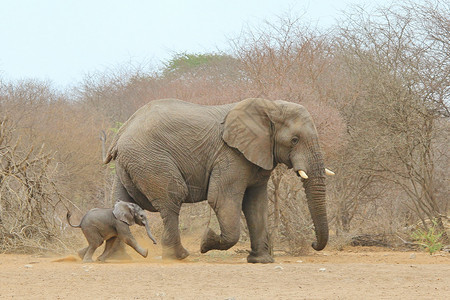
[0,118,76,253]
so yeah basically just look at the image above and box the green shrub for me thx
[411,219,444,255]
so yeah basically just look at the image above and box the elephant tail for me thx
[104,127,122,164]
[104,140,118,164]
[104,148,116,164]
[66,211,81,228]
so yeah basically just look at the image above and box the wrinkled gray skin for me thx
[67,201,157,262]
[104,98,328,263]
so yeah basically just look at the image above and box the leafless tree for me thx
[336,1,449,240]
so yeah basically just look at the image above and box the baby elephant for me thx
[67,201,157,262]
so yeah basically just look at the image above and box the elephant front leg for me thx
[116,224,148,258]
[123,237,148,258]
[242,185,274,263]
[201,191,243,253]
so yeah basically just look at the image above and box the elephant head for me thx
[223,98,332,251]
[113,201,157,244]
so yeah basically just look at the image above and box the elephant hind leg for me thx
[102,172,154,261]
[111,174,134,204]
[97,237,118,262]
[160,210,189,260]
[77,246,88,259]
[82,241,103,263]
[114,167,158,212]
[133,160,190,260]
[115,154,190,260]
[82,230,104,262]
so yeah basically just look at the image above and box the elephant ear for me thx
[223,98,277,170]
[113,202,135,226]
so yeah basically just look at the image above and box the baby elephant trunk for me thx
[144,221,157,244]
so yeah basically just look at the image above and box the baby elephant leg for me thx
[97,237,118,262]
[117,224,148,258]
[83,242,103,262]
[82,231,104,263]
[77,246,89,259]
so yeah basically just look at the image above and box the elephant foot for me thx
[162,244,189,260]
[82,257,94,263]
[200,228,219,253]
[139,248,149,258]
[77,247,89,260]
[97,256,106,262]
[247,252,274,264]
[201,228,239,252]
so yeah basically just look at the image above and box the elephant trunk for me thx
[303,177,328,251]
[144,221,157,245]
[296,141,328,251]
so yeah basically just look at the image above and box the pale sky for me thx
[0,0,390,89]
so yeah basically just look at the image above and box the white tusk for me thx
[325,168,335,176]
[298,170,308,179]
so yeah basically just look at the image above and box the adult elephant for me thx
[104,98,333,263]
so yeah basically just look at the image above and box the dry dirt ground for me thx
[0,239,449,300]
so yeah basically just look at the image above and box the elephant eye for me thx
[291,137,299,145]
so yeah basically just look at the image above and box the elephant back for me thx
[104,99,185,163]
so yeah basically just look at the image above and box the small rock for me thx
[274,265,284,270]
[296,260,303,263]
[409,253,416,259]
[24,264,33,268]
[82,265,93,272]
[155,292,166,297]
[319,268,326,272]
[154,256,162,260]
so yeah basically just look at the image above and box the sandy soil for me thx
[0,242,449,300]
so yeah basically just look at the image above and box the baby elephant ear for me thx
[113,202,135,225]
